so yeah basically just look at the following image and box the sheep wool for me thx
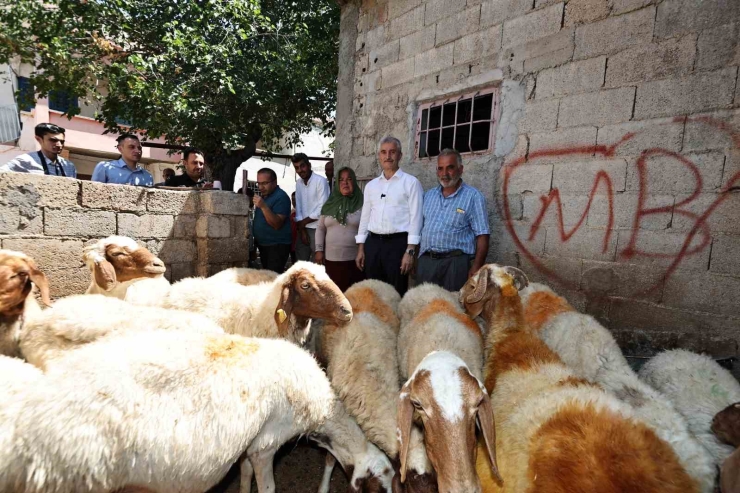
[19,294,224,370]
[208,267,278,286]
[640,349,740,465]
[4,330,335,493]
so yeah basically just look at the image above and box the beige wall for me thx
[0,172,250,298]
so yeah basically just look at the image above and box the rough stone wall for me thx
[0,173,250,298]
[338,0,740,359]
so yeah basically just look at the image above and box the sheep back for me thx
[640,349,740,464]
[19,295,224,370]
[10,330,334,493]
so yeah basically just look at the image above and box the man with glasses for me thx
[253,168,292,273]
[91,134,153,187]
[0,123,77,177]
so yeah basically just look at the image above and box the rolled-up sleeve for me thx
[470,191,490,236]
[315,216,327,252]
[406,177,424,245]
[309,178,330,220]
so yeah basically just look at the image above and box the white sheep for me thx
[19,294,224,370]
[3,329,335,493]
[208,267,278,286]
[640,349,740,466]
[536,311,716,493]
[160,261,352,346]
[0,250,50,358]
[83,236,170,305]
[397,283,490,492]
[311,399,397,493]
[460,264,698,493]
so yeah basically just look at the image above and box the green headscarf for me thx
[320,166,364,225]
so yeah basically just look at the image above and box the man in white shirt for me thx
[0,123,77,178]
[355,136,423,295]
[292,152,330,262]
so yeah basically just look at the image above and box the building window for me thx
[415,87,499,159]
[16,76,34,112]
[48,89,79,113]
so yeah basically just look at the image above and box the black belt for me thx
[369,231,407,240]
[423,249,464,259]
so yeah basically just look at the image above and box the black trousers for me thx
[364,232,409,295]
[416,253,473,292]
[258,243,291,274]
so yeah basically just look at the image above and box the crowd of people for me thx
[0,124,491,294]
[252,136,489,294]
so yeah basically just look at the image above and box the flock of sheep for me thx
[1,235,740,493]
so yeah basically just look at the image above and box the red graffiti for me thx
[502,117,740,294]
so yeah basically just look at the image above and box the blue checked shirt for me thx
[419,182,489,256]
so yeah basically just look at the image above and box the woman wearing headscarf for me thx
[314,166,365,292]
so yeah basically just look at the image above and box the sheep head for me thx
[397,351,501,493]
[713,402,740,447]
[459,264,528,321]
[0,250,51,317]
[84,236,166,291]
[273,261,353,339]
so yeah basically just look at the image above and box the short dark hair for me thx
[183,148,204,161]
[290,153,309,167]
[257,168,277,182]
[116,133,139,144]
[34,123,65,138]
[162,168,175,177]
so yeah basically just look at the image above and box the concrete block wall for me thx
[338,0,740,359]
[0,173,250,298]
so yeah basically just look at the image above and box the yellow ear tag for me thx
[502,283,518,297]
[277,309,287,323]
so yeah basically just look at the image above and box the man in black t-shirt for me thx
[165,148,213,188]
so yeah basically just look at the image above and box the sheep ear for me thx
[28,263,51,306]
[503,266,529,292]
[397,384,414,484]
[477,391,503,485]
[274,285,294,337]
[466,267,489,305]
[94,259,117,292]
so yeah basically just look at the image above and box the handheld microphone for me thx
[380,194,386,198]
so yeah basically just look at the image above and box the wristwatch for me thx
[406,248,416,256]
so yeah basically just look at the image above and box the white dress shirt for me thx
[295,171,330,230]
[355,168,424,245]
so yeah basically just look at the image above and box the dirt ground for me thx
[208,441,350,493]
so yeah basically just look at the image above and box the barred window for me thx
[415,87,499,159]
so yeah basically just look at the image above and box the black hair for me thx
[183,147,204,161]
[116,133,139,144]
[257,168,277,182]
[34,123,65,138]
[290,152,310,166]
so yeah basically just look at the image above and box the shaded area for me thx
[209,441,349,493]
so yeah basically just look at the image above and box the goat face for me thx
[397,351,501,493]
[0,251,51,317]
[459,264,528,320]
[274,262,353,337]
[713,402,740,447]
[86,238,165,291]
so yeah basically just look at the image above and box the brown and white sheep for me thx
[461,264,699,493]
[397,283,491,493]
[0,250,50,358]
[83,236,169,305]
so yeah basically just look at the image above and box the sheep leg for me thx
[318,452,336,493]
[249,447,277,493]
[239,456,254,493]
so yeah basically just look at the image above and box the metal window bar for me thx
[0,104,21,144]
